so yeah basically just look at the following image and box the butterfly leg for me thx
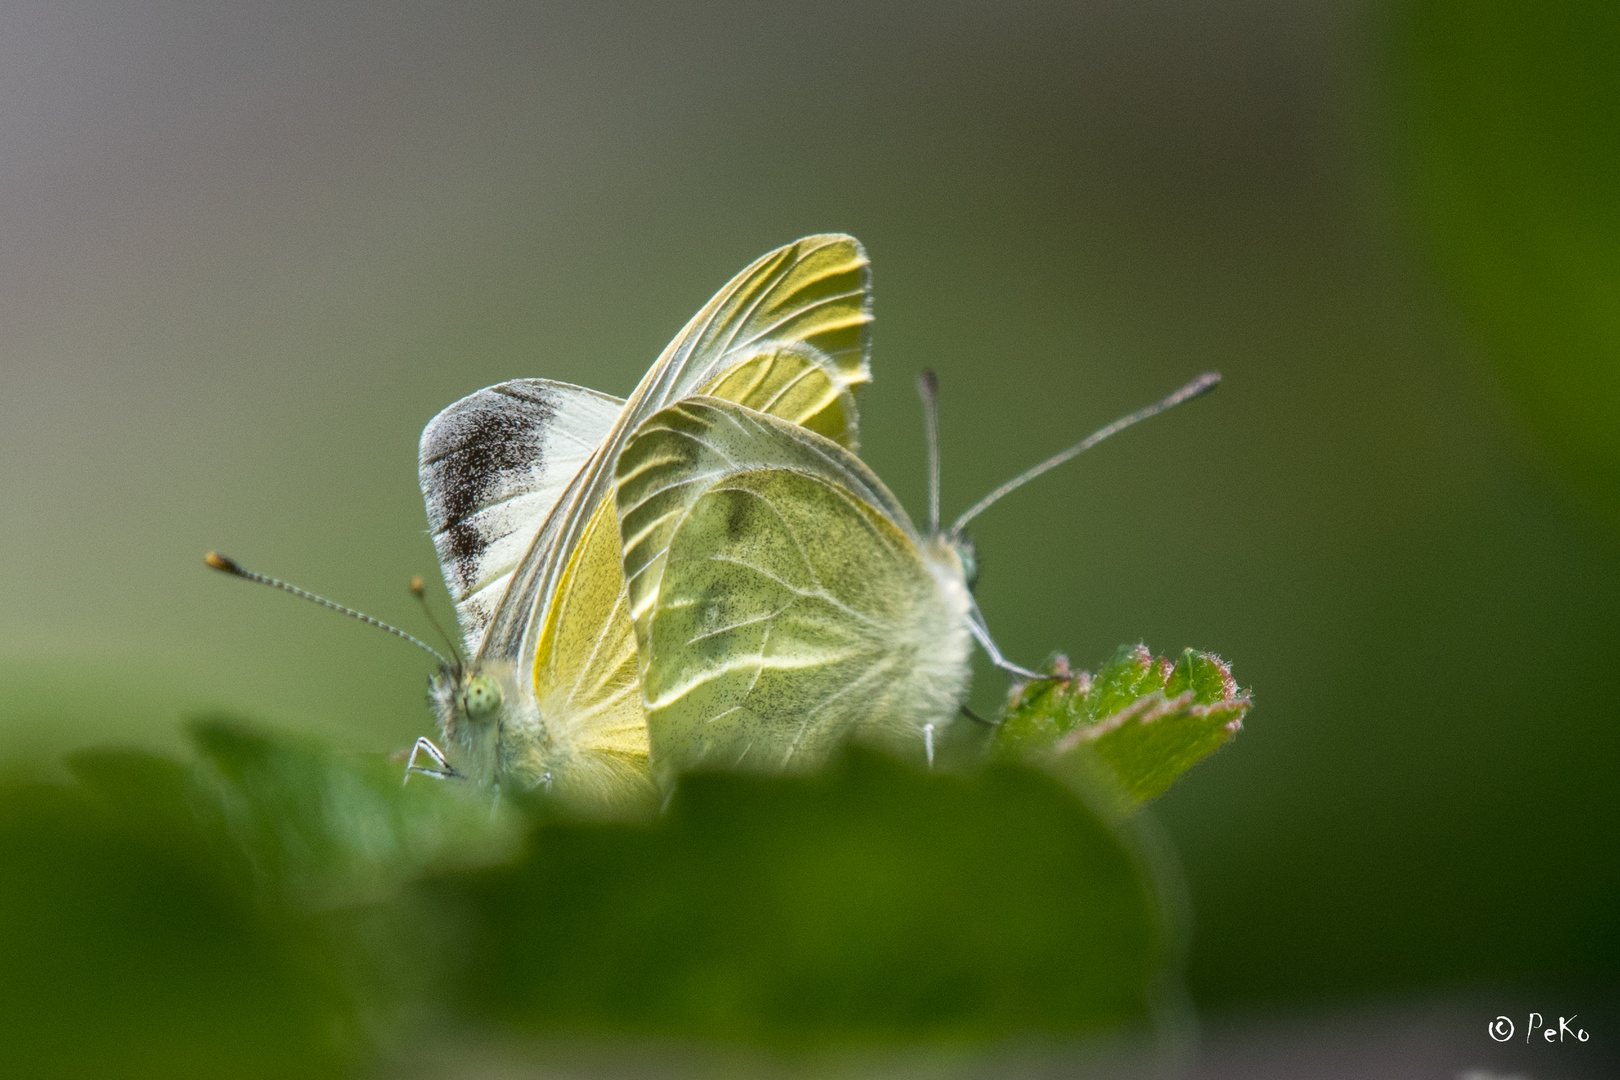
[923,723,936,769]
[404,737,462,785]
[966,611,1051,682]
[958,703,996,727]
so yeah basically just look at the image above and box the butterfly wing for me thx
[696,341,861,448]
[418,379,624,656]
[479,235,873,671]
[615,397,974,784]
[512,489,654,801]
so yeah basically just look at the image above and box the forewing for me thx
[696,342,860,450]
[419,379,623,655]
[641,234,872,413]
[481,235,873,668]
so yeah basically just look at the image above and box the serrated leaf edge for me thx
[1050,689,1248,755]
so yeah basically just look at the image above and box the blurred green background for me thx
[2,0,1615,1022]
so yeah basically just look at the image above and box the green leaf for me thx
[185,716,519,911]
[1394,0,1620,517]
[434,747,1168,1050]
[40,720,529,1072]
[996,644,1249,805]
[7,692,1220,1068]
[0,770,353,1080]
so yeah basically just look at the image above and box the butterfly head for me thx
[425,660,515,785]
[445,668,503,723]
[429,663,504,735]
[463,671,503,719]
[203,553,510,779]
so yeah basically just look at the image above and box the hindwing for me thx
[616,397,974,783]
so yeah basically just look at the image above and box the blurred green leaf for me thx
[2,691,1216,1071]
[1395,0,1620,515]
[435,747,1167,1051]
[10,722,523,1077]
[0,772,352,1080]
[187,716,519,911]
[997,645,1248,805]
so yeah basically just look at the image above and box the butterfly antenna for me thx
[204,552,450,666]
[918,369,942,534]
[409,575,465,669]
[950,371,1221,535]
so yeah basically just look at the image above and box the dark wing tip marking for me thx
[420,386,562,531]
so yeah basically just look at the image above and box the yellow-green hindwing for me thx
[617,397,974,784]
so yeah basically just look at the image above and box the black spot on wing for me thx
[420,383,558,533]
[439,520,487,593]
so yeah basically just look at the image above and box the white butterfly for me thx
[415,235,874,803]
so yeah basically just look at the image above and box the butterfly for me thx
[415,235,875,804]
[612,369,1220,788]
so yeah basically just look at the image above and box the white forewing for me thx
[419,379,624,655]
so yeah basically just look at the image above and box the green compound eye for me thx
[462,673,503,722]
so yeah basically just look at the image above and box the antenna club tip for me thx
[409,576,425,597]
[204,551,241,574]
[918,369,939,394]
[1192,371,1222,394]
